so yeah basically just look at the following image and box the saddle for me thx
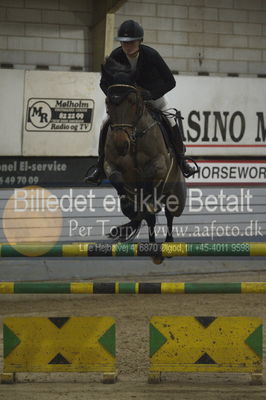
[145,103,174,153]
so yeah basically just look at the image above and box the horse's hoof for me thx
[107,227,119,240]
[151,256,164,265]
[165,237,174,243]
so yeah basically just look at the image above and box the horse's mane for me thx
[102,56,135,86]
[103,56,131,75]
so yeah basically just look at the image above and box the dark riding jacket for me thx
[100,44,176,100]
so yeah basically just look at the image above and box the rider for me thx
[85,19,196,184]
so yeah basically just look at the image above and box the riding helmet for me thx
[116,20,144,42]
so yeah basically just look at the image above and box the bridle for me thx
[107,84,157,145]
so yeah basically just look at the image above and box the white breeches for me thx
[102,95,176,128]
[149,95,175,127]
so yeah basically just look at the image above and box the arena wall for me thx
[0,0,93,71]
[0,0,265,75]
[0,69,266,158]
[115,0,266,76]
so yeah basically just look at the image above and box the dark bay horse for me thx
[102,57,186,261]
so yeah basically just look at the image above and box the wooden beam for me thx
[91,1,126,71]
[92,0,126,26]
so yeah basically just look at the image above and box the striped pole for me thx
[1,282,266,294]
[0,242,266,257]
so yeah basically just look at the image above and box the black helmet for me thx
[116,20,144,42]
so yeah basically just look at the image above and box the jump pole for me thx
[0,242,266,257]
[1,282,266,294]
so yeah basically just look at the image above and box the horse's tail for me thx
[107,220,142,242]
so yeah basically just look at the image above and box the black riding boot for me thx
[169,123,198,178]
[84,120,109,184]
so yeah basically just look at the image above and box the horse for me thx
[102,57,187,263]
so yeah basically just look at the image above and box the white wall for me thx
[0,1,265,75]
[115,0,266,76]
[0,0,92,71]
[0,69,266,156]
[0,69,24,155]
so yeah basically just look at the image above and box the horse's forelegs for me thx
[145,214,164,265]
[107,220,141,242]
[109,170,126,197]
[108,170,141,241]
[141,157,166,213]
[145,214,156,242]
[165,206,174,242]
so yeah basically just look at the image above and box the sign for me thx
[1,157,266,188]
[149,316,263,375]
[1,69,266,157]
[26,98,93,132]
[22,70,105,156]
[189,160,266,185]
[0,156,95,188]
[3,317,116,373]
[168,76,266,156]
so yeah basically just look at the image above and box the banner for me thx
[0,157,265,188]
[25,98,94,133]
[189,160,266,185]
[1,70,266,157]
[22,73,266,157]
[169,76,266,156]
[22,70,105,156]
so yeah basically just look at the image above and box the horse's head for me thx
[102,57,144,156]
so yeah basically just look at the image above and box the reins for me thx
[108,84,136,90]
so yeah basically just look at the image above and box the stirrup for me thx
[181,157,199,178]
[84,165,103,185]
